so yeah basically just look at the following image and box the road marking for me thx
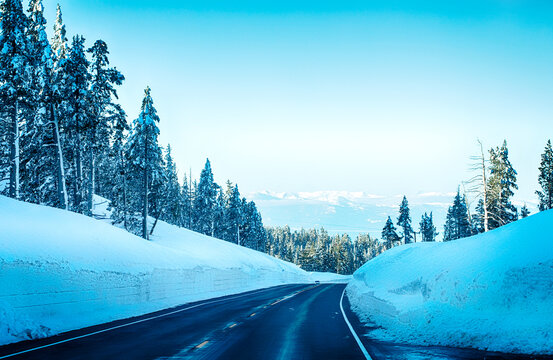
[194,341,209,349]
[340,288,372,360]
[0,285,307,359]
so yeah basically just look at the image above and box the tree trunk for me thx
[9,100,20,199]
[51,103,68,209]
[478,140,489,232]
[121,151,128,230]
[88,146,95,214]
[73,113,83,213]
[142,135,149,240]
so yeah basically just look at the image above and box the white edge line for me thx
[340,287,372,360]
[0,284,310,359]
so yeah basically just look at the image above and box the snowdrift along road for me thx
[0,196,346,346]
[347,210,553,355]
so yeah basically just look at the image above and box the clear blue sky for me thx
[45,0,553,209]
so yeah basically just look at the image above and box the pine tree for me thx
[212,186,225,239]
[419,212,437,242]
[521,204,530,218]
[180,172,192,228]
[22,0,51,205]
[160,145,181,225]
[127,87,163,239]
[536,140,553,211]
[382,216,400,248]
[443,190,472,241]
[397,196,413,244]
[48,3,69,209]
[487,140,518,229]
[192,159,218,236]
[353,234,372,269]
[223,182,242,243]
[0,0,31,199]
[62,35,90,213]
[240,200,266,250]
[85,39,124,213]
[473,199,486,234]
[51,4,68,61]
[330,234,354,275]
[108,105,130,229]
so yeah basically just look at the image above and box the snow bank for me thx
[347,211,553,355]
[0,196,346,345]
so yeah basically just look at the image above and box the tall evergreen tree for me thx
[419,212,437,242]
[240,200,266,250]
[397,195,413,244]
[179,172,192,228]
[85,39,124,212]
[487,140,518,229]
[160,145,181,225]
[62,35,90,213]
[22,0,51,204]
[127,87,163,239]
[443,190,472,241]
[382,216,400,248]
[223,182,242,243]
[192,158,218,236]
[473,199,486,234]
[536,140,553,211]
[0,0,31,199]
[108,105,130,229]
[353,234,373,269]
[48,3,69,209]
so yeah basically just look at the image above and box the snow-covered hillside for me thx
[347,210,553,354]
[0,196,346,346]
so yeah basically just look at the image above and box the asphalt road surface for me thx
[0,283,551,360]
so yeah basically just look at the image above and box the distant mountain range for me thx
[248,190,459,240]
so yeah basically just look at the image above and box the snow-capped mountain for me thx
[249,190,457,239]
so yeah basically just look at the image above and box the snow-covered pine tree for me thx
[330,234,354,275]
[48,3,69,209]
[536,140,553,211]
[397,195,413,244]
[126,87,163,239]
[21,0,50,205]
[298,239,318,271]
[160,145,181,225]
[353,234,372,269]
[192,159,218,236]
[240,200,266,250]
[212,186,225,239]
[223,182,241,243]
[107,104,131,229]
[443,190,471,241]
[179,172,192,229]
[315,228,332,272]
[0,0,31,199]
[487,140,518,229]
[51,4,68,61]
[382,216,400,248]
[86,39,124,213]
[62,35,90,213]
[419,212,437,242]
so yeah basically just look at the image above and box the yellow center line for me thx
[195,340,209,349]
